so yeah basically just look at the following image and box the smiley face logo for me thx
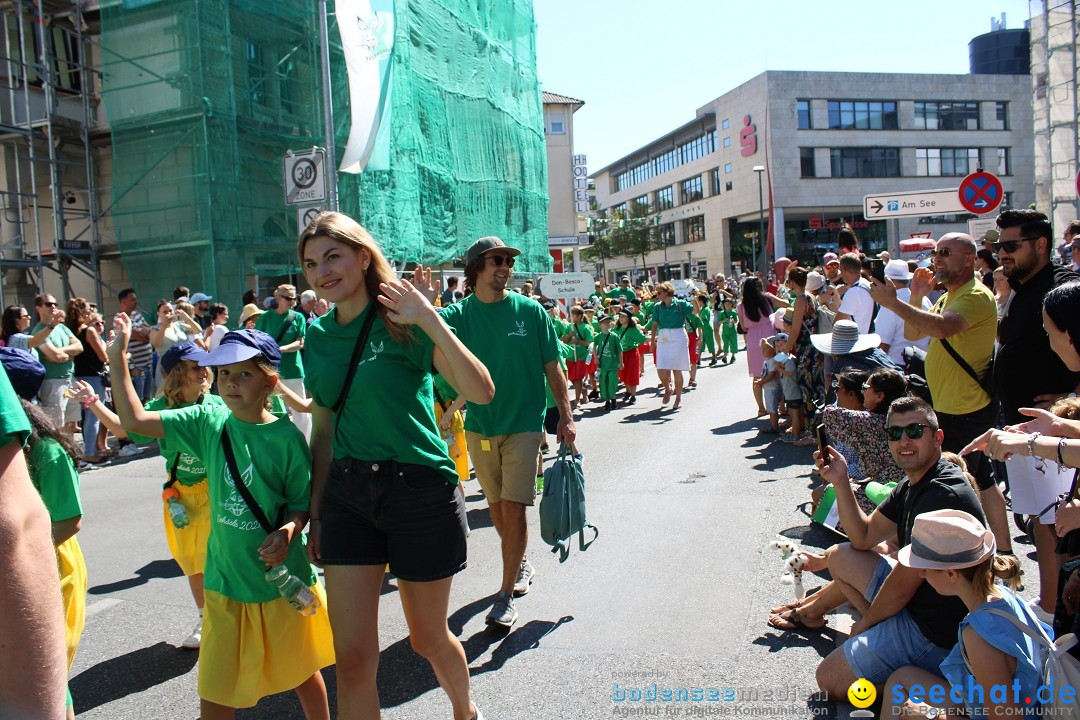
[847,678,876,708]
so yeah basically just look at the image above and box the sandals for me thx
[767,607,827,632]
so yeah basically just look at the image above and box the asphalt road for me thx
[67,348,1038,719]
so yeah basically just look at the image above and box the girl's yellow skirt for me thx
[163,479,210,576]
[433,404,469,482]
[56,534,87,669]
[198,582,335,708]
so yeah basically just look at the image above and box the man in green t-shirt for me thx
[255,284,309,439]
[605,276,637,304]
[31,293,82,430]
[439,237,576,629]
[0,360,69,718]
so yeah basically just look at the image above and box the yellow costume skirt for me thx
[433,405,469,482]
[56,535,87,669]
[163,479,210,576]
[198,583,335,708]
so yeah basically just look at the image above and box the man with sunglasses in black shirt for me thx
[993,209,1080,623]
[810,397,985,699]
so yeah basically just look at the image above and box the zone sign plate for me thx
[283,149,327,206]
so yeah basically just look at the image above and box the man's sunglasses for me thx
[885,423,933,441]
[486,255,515,267]
[992,237,1039,254]
[929,248,954,259]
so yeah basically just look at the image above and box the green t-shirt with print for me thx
[593,331,622,371]
[255,310,306,380]
[614,324,648,351]
[565,321,594,362]
[439,292,560,437]
[605,287,637,303]
[31,323,76,379]
[305,305,458,482]
[0,364,29,446]
[28,437,81,522]
[129,394,226,486]
[697,306,712,327]
[651,299,694,329]
[159,404,315,603]
[551,316,572,338]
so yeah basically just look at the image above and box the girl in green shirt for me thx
[299,212,493,720]
[561,305,594,407]
[694,294,717,366]
[614,310,648,404]
[108,322,334,719]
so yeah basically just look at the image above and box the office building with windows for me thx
[589,70,1033,282]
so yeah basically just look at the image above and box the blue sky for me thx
[534,0,1033,170]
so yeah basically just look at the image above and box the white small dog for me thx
[769,536,807,602]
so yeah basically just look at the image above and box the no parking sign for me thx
[958,171,1003,215]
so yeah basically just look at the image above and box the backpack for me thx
[539,443,598,562]
[964,606,1080,718]
[901,346,933,405]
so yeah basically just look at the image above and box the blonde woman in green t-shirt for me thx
[299,211,494,720]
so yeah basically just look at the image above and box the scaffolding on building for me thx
[1030,0,1080,229]
[0,0,106,310]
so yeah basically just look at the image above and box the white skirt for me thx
[1007,453,1072,523]
[655,328,690,371]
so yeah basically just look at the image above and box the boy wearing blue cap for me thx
[106,319,333,719]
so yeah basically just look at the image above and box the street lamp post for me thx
[753,165,765,275]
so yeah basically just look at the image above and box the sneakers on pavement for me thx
[485,591,517,628]
[181,620,202,649]
[118,444,143,458]
[513,558,535,597]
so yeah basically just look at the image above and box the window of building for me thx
[680,176,703,204]
[710,168,721,195]
[684,216,705,244]
[721,118,730,130]
[724,163,732,174]
[915,148,980,177]
[658,223,675,248]
[722,136,731,148]
[655,186,673,211]
[246,41,266,105]
[725,181,733,191]
[548,111,566,134]
[613,129,717,192]
[632,194,650,213]
[797,100,812,130]
[611,202,627,217]
[825,101,898,130]
[997,147,1010,176]
[830,148,900,178]
[913,102,980,130]
[800,147,816,178]
[996,102,1008,130]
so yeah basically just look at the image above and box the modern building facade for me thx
[590,70,1033,282]
[543,91,586,273]
[1029,0,1080,236]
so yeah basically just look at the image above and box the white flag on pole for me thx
[337,0,395,173]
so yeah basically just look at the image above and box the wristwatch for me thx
[925,707,942,719]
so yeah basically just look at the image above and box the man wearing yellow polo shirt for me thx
[869,232,1011,557]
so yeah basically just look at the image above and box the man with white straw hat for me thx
[808,319,898,381]
[873,259,932,366]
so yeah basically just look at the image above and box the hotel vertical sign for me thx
[573,154,589,213]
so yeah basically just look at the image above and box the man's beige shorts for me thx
[465,431,543,506]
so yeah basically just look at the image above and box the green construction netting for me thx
[100,0,549,312]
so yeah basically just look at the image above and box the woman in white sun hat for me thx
[881,509,1044,719]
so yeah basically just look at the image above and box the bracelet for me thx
[1028,432,1042,458]
[81,395,99,409]
[1060,437,1070,468]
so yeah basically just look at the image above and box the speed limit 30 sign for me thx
[283,148,327,206]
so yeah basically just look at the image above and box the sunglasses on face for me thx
[992,237,1039,254]
[280,296,297,302]
[861,382,874,391]
[885,423,932,441]
[486,255,515,267]
[43,301,57,307]
[929,248,953,259]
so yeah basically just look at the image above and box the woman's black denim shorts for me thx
[319,458,467,582]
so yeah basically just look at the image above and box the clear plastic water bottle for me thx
[162,487,190,529]
[441,428,461,458]
[264,564,320,616]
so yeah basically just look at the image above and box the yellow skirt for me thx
[434,405,469,482]
[163,479,210,576]
[198,583,335,708]
[56,535,87,669]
